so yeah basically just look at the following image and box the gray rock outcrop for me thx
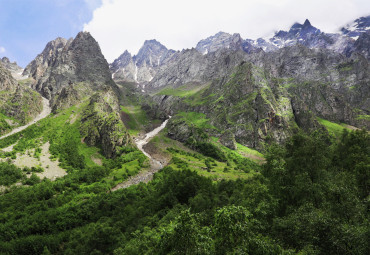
[23,32,115,103]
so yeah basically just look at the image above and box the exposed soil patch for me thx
[91,155,103,166]
[238,151,266,164]
[11,142,67,181]
[69,113,80,124]
[1,142,17,152]
[143,142,171,166]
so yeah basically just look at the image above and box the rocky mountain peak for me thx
[135,39,170,67]
[287,19,320,37]
[303,19,312,28]
[24,31,114,102]
[110,39,176,83]
[1,57,23,79]
[195,31,245,54]
[340,15,370,39]
[110,50,132,73]
[1,57,10,64]
[22,37,69,78]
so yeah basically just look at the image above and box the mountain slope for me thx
[20,32,135,158]
[145,44,369,150]
[0,61,43,134]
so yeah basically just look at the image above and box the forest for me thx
[0,127,368,254]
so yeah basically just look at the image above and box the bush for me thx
[194,142,226,162]
[23,173,41,186]
[0,162,25,186]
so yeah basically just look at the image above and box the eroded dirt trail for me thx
[0,97,51,140]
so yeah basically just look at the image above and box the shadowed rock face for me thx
[80,88,131,158]
[23,32,114,101]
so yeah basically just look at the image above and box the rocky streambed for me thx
[112,117,171,190]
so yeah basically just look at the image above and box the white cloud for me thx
[0,46,5,54]
[83,0,370,62]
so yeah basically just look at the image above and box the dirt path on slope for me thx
[0,97,51,140]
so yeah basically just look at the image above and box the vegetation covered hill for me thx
[0,22,369,254]
[0,125,368,254]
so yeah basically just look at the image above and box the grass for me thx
[155,83,210,98]
[317,117,350,138]
[120,105,157,135]
[355,115,370,121]
[167,149,255,181]
[18,78,34,86]
[145,129,260,181]
[177,111,216,130]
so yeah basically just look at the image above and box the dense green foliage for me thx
[0,127,368,254]
[0,162,24,186]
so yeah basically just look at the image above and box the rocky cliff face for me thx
[146,43,369,150]
[0,62,42,126]
[0,61,18,91]
[1,57,23,79]
[196,32,262,55]
[340,15,370,39]
[23,32,115,105]
[80,88,131,158]
[191,16,369,60]
[146,48,248,90]
[110,40,176,83]
[196,32,242,54]
[23,37,70,80]
[353,31,370,60]
[252,19,355,57]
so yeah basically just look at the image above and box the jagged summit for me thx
[1,57,23,79]
[285,19,320,38]
[303,19,311,27]
[110,50,132,73]
[23,31,113,101]
[195,31,245,54]
[340,15,370,39]
[252,18,356,55]
[110,39,176,83]
[135,39,171,67]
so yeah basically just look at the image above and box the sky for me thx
[0,0,369,67]
[0,0,101,67]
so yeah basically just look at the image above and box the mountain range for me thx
[0,15,369,150]
[0,14,369,255]
[110,16,370,85]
